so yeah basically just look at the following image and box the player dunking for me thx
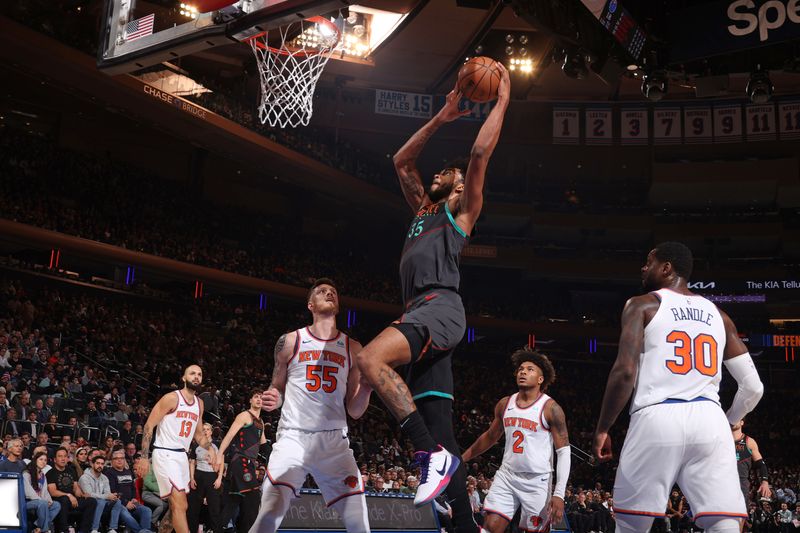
[462,349,571,533]
[593,242,765,533]
[216,389,267,533]
[138,365,214,533]
[249,278,373,533]
[355,67,510,531]
[732,419,771,531]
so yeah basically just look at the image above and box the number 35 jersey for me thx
[278,327,352,432]
[631,288,727,413]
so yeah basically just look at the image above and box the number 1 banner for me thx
[683,107,712,143]
[713,105,742,143]
[745,103,776,141]
[553,107,580,144]
[653,108,682,144]
[778,101,800,140]
[620,108,648,145]
[585,108,613,145]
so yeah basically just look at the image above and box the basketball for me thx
[457,56,502,103]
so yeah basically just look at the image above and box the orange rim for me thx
[246,16,340,57]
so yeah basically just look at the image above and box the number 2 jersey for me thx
[278,327,352,432]
[500,392,554,475]
[154,390,201,451]
[631,288,727,413]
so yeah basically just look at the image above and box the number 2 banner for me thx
[653,108,682,144]
[585,108,613,145]
[620,108,648,145]
[745,103,776,141]
[553,107,580,144]
[713,105,742,143]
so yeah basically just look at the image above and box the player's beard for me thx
[427,183,452,203]
[184,378,200,392]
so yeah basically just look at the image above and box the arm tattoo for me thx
[141,426,153,460]
[271,334,287,385]
[375,366,415,420]
[549,402,569,445]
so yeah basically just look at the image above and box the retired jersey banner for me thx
[374,89,432,119]
[683,107,712,143]
[553,107,580,144]
[778,101,800,140]
[653,108,682,144]
[713,105,743,143]
[745,103,777,141]
[585,108,612,145]
[620,108,648,145]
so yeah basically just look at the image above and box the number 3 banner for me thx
[553,107,580,144]
[653,108,682,144]
[585,108,613,145]
[683,107,712,143]
[620,108,648,145]
[713,105,742,143]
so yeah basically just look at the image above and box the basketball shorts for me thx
[228,453,261,494]
[614,400,747,529]
[152,448,191,498]
[264,427,365,507]
[393,289,465,400]
[483,468,552,532]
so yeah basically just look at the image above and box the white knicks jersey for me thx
[154,390,201,451]
[499,392,554,475]
[630,288,727,413]
[278,327,352,432]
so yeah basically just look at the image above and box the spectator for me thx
[141,468,168,528]
[24,450,62,533]
[78,455,116,533]
[5,407,21,436]
[106,448,153,533]
[46,447,98,533]
[0,437,26,473]
[72,447,90,478]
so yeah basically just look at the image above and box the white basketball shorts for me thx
[483,467,552,532]
[152,448,191,499]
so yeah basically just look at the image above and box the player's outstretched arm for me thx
[461,397,507,462]
[455,63,510,235]
[721,311,764,425]
[214,410,250,471]
[137,392,179,476]
[394,89,469,211]
[262,331,295,411]
[546,400,571,525]
[593,295,651,461]
[345,340,372,419]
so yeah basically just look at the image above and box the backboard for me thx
[97,0,350,74]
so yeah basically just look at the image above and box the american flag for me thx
[124,13,155,41]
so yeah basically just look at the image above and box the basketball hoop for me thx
[246,16,341,128]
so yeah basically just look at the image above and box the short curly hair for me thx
[511,347,556,392]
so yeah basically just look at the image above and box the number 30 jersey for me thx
[631,288,727,413]
[500,392,554,475]
[278,327,352,432]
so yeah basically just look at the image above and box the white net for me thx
[248,17,340,128]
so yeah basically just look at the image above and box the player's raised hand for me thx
[593,431,613,462]
[496,62,511,101]
[437,89,470,123]
[262,387,282,411]
[548,496,565,525]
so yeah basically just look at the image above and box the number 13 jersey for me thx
[631,288,727,413]
[278,327,352,432]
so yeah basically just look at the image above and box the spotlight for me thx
[641,70,667,101]
[519,34,529,45]
[505,34,514,44]
[562,50,588,79]
[475,44,484,54]
[505,45,514,56]
[746,69,773,104]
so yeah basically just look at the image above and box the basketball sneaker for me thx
[412,445,460,507]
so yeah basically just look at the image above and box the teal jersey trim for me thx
[412,391,455,401]
[445,202,468,238]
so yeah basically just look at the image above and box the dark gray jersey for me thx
[399,201,468,303]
